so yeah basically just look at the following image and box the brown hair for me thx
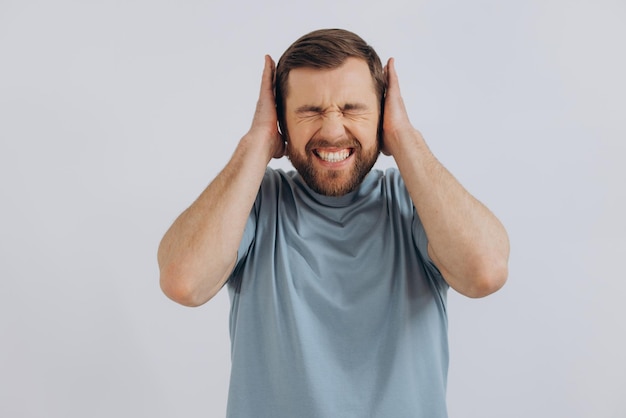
[275,28,385,135]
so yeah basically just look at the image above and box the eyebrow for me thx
[295,105,324,114]
[294,103,370,114]
[342,103,369,111]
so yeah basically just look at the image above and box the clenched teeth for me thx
[316,149,351,162]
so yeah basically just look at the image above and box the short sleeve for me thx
[228,181,262,283]
[412,212,445,286]
[232,206,257,276]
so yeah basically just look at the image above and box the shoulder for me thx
[258,167,295,191]
[379,167,412,204]
[255,168,301,208]
[381,167,405,188]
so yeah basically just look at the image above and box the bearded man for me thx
[158,28,510,418]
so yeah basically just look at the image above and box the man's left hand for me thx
[381,58,417,156]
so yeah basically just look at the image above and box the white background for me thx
[1,0,624,417]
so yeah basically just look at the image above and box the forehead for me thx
[285,58,377,107]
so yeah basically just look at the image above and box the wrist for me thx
[245,124,284,155]
[239,132,277,165]
[384,125,424,156]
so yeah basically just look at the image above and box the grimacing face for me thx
[284,57,381,197]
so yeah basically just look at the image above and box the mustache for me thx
[304,138,362,153]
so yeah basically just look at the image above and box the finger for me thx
[260,54,276,97]
[385,57,400,95]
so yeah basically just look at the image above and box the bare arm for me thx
[158,56,284,307]
[382,58,509,298]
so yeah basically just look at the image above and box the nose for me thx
[318,110,346,140]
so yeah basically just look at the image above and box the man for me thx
[158,29,509,418]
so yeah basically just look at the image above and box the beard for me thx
[286,136,380,197]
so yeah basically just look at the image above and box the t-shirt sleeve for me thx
[412,213,445,282]
[228,168,273,280]
[384,167,448,300]
[233,206,257,274]
[225,192,260,286]
[387,167,447,292]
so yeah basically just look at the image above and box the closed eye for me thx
[295,105,323,114]
[341,103,374,119]
[294,105,323,121]
[293,103,373,120]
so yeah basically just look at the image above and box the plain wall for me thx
[1,0,624,417]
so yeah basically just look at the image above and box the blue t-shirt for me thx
[226,168,449,418]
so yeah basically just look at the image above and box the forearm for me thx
[158,134,272,306]
[390,128,509,297]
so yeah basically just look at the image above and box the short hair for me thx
[275,28,385,134]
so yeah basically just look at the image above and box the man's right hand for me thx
[247,55,285,160]
[159,56,288,307]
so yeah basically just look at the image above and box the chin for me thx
[288,151,379,197]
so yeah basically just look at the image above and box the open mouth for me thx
[313,148,354,163]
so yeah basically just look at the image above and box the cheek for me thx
[285,121,318,147]
[348,120,379,144]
